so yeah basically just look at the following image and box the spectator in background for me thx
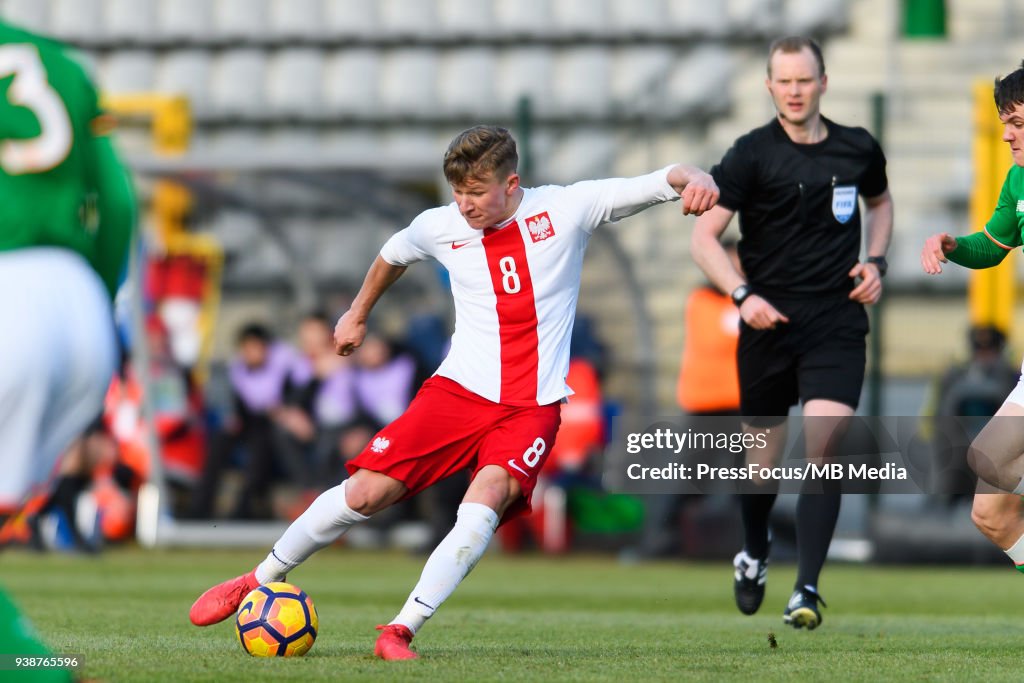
[931,326,1018,430]
[569,314,610,381]
[21,420,140,553]
[287,311,362,485]
[403,310,450,389]
[106,318,207,501]
[189,323,306,519]
[351,332,417,428]
[677,239,742,418]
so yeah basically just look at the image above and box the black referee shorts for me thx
[738,295,868,418]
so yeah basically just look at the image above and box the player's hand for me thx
[334,310,367,356]
[921,232,957,274]
[679,170,720,216]
[739,295,789,330]
[848,261,883,304]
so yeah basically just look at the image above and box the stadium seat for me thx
[323,49,381,117]
[210,49,268,116]
[2,0,50,33]
[545,128,616,182]
[268,0,324,39]
[552,0,608,37]
[100,50,158,94]
[379,0,437,38]
[50,0,104,41]
[266,48,324,117]
[156,50,213,111]
[495,47,554,116]
[608,0,666,36]
[260,129,322,159]
[322,0,379,38]
[214,0,268,40]
[665,0,728,37]
[380,129,438,169]
[437,0,494,38]
[785,0,850,34]
[493,0,552,38]
[553,47,612,117]
[728,0,782,36]
[307,217,391,278]
[320,128,384,164]
[379,48,439,116]
[611,46,675,117]
[104,0,157,41]
[438,48,498,118]
[158,0,214,42]
[664,46,733,117]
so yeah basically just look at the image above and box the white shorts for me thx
[0,248,117,508]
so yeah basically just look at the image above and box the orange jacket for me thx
[676,286,740,413]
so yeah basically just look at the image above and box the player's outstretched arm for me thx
[666,164,720,216]
[921,231,1010,275]
[334,255,407,356]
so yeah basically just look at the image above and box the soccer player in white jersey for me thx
[190,125,719,660]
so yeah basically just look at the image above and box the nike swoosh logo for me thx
[413,596,436,610]
[451,240,471,250]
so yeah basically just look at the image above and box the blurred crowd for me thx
[1,295,616,554]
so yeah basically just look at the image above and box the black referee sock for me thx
[794,484,842,591]
[740,493,776,559]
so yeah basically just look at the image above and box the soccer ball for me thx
[235,582,318,657]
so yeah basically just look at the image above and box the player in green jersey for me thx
[0,18,134,508]
[0,19,135,682]
[922,60,1024,577]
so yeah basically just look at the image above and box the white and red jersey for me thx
[380,167,679,406]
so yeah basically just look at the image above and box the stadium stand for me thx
[12,0,1024,408]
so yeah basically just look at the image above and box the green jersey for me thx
[949,164,1024,269]
[0,21,134,297]
[984,164,1024,249]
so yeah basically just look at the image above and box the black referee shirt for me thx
[710,116,888,300]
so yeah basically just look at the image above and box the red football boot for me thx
[374,624,418,660]
[189,569,259,626]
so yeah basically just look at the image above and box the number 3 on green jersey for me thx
[0,44,72,175]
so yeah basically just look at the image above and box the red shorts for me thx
[346,376,561,521]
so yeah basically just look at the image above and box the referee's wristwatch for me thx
[730,284,752,307]
[866,255,888,278]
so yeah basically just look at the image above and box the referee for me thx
[691,36,893,629]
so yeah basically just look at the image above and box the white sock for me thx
[391,502,499,635]
[1005,532,1024,566]
[254,480,368,584]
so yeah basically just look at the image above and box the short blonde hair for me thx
[443,125,518,185]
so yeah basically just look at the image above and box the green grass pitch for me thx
[3,547,1022,682]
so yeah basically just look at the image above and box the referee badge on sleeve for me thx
[832,185,857,224]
